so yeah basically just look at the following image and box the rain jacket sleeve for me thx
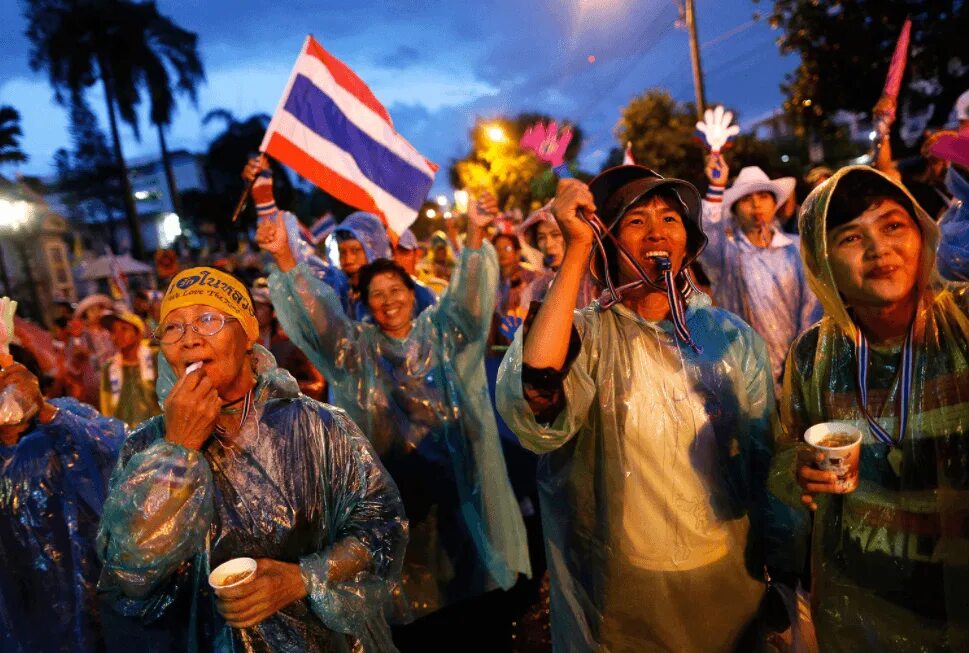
[0,398,124,653]
[268,260,366,390]
[434,242,497,341]
[495,307,599,454]
[298,407,408,639]
[97,421,215,600]
[937,166,969,281]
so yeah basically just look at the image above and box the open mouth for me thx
[866,265,899,280]
[643,250,671,260]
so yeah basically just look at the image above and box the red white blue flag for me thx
[261,36,437,237]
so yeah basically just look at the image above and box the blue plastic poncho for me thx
[769,166,969,652]
[269,241,530,619]
[698,200,821,389]
[96,346,407,653]
[0,397,124,653]
[497,294,802,652]
[937,166,969,282]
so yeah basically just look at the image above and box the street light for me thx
[485,124,507,143]
[435,195,448,207]
[0,199,40,319]
[453,190,469,214]
[425,208,437,219]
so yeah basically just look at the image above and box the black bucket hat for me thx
[587,165,707,284]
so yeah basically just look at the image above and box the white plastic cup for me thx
[804,422,863,493]
[208,557,257,590]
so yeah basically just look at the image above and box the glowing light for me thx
[426,208,437,218]
[0,200,31,231]
[443,211,452,219]
[781,154,790,163]
[158,212,182,248]
[134,190,151,200]
[868,130,878,141]
[436,195,448,207]
[486,124,507,143]
[453,190,469,213]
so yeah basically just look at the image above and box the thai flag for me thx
[308,213,335,244]
[260,36,437,238]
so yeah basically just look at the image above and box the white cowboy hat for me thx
[722,166,796,213]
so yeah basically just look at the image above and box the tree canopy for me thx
[0,106,28,167]
[772,0,969,149]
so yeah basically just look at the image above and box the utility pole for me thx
[684,0,707,121]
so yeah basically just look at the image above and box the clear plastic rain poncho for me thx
[268,241,530,619]
[497,291,798,652]
[699,199,821,389]
[769,166,969,652]
[936,166,969,282]
[96,346,407,653]
[0,397,124,653]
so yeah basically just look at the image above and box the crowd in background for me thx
[0,89,967,653]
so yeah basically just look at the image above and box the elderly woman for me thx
[256,197,529,650]
[96,267,406,652]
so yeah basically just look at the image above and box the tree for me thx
[450,114,585,212]
[179,110,297,247]
[24,0,205,258]
[615,89,706,187]
[140,7,205,217]
[0,106,28,167]
[53,97,124,249]
[771,0,969,152]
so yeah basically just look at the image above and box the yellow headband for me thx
[160,267,259,341]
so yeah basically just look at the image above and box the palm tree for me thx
[0,106,28,167]
[24,0,204,259]
[139,6,205,217]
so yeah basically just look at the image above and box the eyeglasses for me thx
[154,312,238,344]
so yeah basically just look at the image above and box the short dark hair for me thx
[827,170,916,230]
[492,233,521,250]
[358,258,416,304]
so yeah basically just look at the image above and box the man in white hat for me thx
[700,155,821,389]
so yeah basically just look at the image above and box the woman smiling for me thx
[96,266,406,652]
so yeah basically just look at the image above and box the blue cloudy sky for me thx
[0,0,796,193]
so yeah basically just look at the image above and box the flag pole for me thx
[230,178,256,223]
[231,151,265,223]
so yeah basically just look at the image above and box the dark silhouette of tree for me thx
[24,0,206,257]
[772,0,969,153]
[0,106,28,166]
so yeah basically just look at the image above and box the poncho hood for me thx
[797,165,940,337]
[332,211,392,263]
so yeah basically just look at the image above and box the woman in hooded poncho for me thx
[770,166,969,652]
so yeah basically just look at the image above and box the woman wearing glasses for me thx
[96,266,407,653]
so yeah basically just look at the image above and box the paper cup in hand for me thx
[804,422,863,493]
[208,557,257,590]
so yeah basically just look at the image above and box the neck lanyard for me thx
[854,322,915,448]
[215,387,254,436]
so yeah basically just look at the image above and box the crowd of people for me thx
[1,90,968,653]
